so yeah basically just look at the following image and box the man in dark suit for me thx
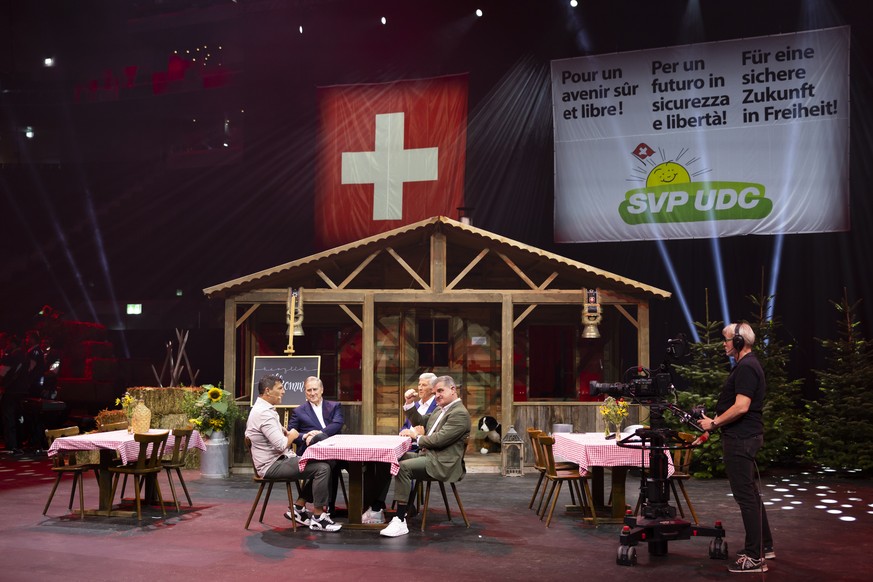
[379,375,471,537]
[289,376,344,454]
[288,376,345,513]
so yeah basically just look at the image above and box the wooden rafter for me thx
[497,251,537,289]
[235,304,260,328]
[511,272,560,328]
[613,304,639,328]
[340,250,381,289]
[387,247,429,290]
[446,248,489,291]
[317,269,338,289]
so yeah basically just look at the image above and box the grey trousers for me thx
[264,456,332,509]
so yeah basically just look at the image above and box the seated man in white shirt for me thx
[361,373,438,524]
[244,374,341,532]
[400,372,438,440]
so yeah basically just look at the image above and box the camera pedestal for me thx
[614,426,729,566]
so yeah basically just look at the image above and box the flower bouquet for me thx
[599,396,629,438]
[183,384,241,438]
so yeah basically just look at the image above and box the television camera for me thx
[590,335,728,566]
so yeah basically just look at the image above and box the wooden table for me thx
[299,434,411,529]
[47,429,205,516]
[553,432,674,522]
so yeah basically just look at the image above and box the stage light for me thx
[24,126,34,139]
[299,25,303,34]
[709,237,731,328]
[44,57,55,67]
[655,239,700,342]
[127,304,142,315]
[475,9,483,17]
[176,289,183,297]
[381,16,387,25]
[570,0,578,7]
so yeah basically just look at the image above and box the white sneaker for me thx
[309,512,342,532]
[362,508,385,524]
[379,516,409,537]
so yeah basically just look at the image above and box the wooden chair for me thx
[415,448,470,531]
[669,432,700,524]
[99,421,129,432]
[43,427,98,519]
[633,432,700,524]
[244,437,297,531]
[107,431,169,521]
[537,435,597,527]
[527,428,580,513]
[161,427,194,512]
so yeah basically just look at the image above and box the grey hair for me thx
[723,322,755,347]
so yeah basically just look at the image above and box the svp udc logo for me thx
[619,143,772,225]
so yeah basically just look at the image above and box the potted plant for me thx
[183,384,240,439]
[183,384,240,479]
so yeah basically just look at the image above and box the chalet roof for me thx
[202,216,671,299]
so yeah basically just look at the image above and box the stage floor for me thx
[1,449,869,581]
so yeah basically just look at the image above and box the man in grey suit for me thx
[379,375,470,537]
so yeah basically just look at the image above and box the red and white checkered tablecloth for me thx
[47,429,206,465]
[553,432,674,477]
[298,434,412,476]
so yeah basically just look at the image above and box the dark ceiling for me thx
[2,0,871,387]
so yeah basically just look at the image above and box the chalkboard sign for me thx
[250,356,321,408]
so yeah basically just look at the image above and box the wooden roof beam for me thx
[387,247,429,290]
[497,252,537,289]
[340,250,382,289]
[446,248,489,291]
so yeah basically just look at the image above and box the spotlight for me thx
[381,16,387,25]
[299,25,304,34]
[570,0,578,7]
[475,9,483,17]
[24,126,34,139]
[44,57,55,67]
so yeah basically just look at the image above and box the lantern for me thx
[501,426,524,476]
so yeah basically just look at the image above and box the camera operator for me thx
[699,322,774,574]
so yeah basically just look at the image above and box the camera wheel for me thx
[709,538,728,560]
[617,545,637,566]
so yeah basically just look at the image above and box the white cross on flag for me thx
[315,74,468,249]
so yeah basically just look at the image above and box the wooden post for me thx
[501,294,514,442]
[223,299,236,396]
[362,293,375,434]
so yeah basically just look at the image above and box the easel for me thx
[282,288,302,426]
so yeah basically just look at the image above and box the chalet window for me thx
[417,318,450,367]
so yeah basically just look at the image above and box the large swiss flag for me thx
[315,74,468,249]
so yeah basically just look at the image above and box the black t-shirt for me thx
[1,347,28,394]
[25,345,46,396]
[715,352,766,438]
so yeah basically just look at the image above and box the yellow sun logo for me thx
[646,161,691,187]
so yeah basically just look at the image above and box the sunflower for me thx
[208,387,223,402]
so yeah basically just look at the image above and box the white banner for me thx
[551,27,850,243]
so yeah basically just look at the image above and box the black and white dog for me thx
[476,416,502,454]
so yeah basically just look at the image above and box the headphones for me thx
[732,323,745,352]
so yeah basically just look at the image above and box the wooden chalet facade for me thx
[203,216,670,467]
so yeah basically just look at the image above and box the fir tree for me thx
[811,294,873,474]
[747,294,807,467]
[670,295,729,478]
